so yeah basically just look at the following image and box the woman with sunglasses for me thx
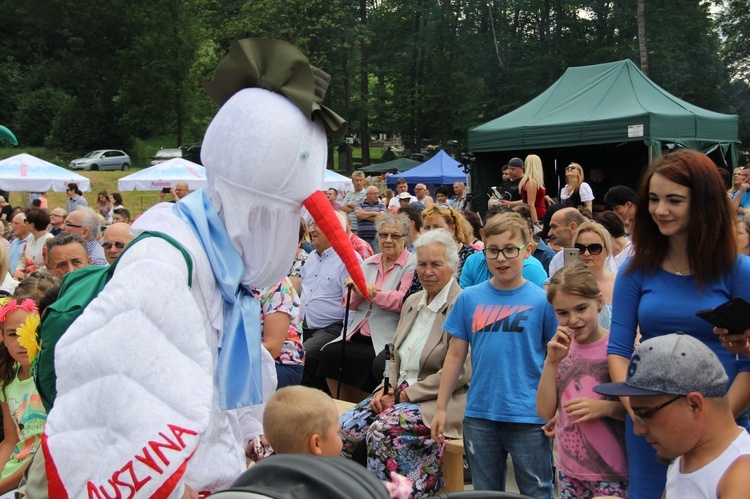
[608,149,750,498]
[560,163,593,213]
[572,222,616,329]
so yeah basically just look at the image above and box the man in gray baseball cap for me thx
[595,333,750,498]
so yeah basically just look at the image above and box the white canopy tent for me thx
[118,158,207,191]
[0,153,91,192]
[322,169,353,192]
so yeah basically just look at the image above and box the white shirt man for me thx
[595,334,750,499]
[546,207,616,277]
[388,178,416,210]
[300,214,360,392]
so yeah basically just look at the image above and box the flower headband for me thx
[0,299,38,323]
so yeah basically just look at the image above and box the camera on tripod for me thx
[459,152,475,175]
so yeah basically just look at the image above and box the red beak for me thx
[303,190,369,299]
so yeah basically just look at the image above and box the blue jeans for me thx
[463,417,554,499]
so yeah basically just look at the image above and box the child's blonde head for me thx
[264,386,339,454]
[483,212,531,244]
[547,262,601,304]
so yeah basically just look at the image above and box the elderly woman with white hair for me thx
[320,213,415,402]
[339,229,471,498]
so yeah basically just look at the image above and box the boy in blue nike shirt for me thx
[432,213,556,499]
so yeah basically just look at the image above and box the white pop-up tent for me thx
[118,158,207,191]
[322,169,353,192]
[0,153,91,192]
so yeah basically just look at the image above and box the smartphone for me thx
[696,297,750,333]
[161,187,171,194]
[491,186,503,199]
[563,248,580,266]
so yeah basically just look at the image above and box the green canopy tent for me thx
[360,157,421,174]
[467,60,740,212]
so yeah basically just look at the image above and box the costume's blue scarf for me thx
[174,190,263,409]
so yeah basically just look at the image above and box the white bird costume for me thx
[37,39,368,498]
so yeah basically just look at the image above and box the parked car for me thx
[150,145,202,166]
[150,147,186,166]
[69,150,130,171]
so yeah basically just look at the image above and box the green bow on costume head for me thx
[204,38,347,140]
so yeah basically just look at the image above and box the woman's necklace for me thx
[667,254,691,275]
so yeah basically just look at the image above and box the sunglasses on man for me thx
[102,241,126,250]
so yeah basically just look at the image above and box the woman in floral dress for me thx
[340,229,471,497]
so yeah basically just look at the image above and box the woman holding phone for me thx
[608,149,750,498]
[572,221,616,329]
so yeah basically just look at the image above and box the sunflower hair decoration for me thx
[16,312,41,363]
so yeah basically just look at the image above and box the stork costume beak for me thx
[304,190,369,299]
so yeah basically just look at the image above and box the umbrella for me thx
[0,126,18,146]
[322,169,353,192]
[0,153,90,192]
[118,158,207,191]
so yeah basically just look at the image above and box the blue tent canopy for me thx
[386,150,466,186]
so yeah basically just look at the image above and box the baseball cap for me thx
[397,192,412,200]
[594,333,728,398]
[508,157,524,168]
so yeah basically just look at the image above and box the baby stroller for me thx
[210,454,533,499]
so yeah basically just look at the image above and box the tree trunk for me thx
[359,0,371,166]
[175,88,183,146]
[637,0,648,75]
[407,0,422,152]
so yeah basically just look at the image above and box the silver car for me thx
[69,150,131,171]
[150,147,186,166]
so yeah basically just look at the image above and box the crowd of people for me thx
[0,147,749,498]
[286,149,750,499]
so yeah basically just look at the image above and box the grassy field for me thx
[0,143,387,217]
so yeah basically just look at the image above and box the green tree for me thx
[716,0,750,84]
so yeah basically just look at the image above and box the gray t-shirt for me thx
[343,189,367,232]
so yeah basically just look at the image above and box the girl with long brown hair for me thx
[607,149,750,498]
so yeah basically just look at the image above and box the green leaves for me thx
[0,0,740,155]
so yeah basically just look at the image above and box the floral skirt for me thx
[340,388,445,498]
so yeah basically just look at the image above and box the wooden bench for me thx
[439,438,465,492]
[333,399,465,493]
